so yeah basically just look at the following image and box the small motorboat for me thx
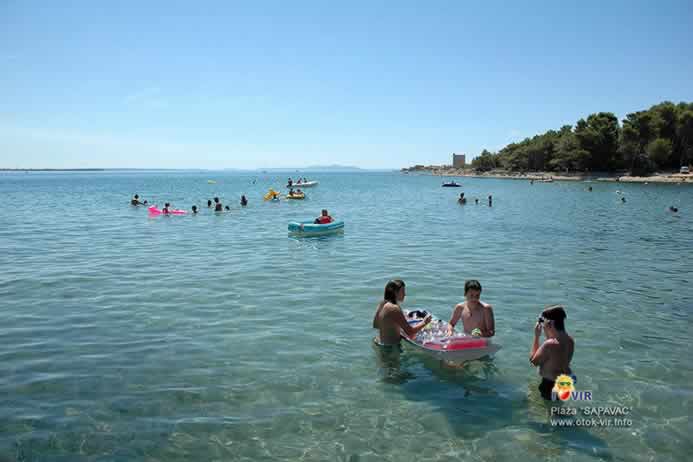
[442,181,461,187]
[287,180,319,188]
[288,220,344,236]
[401,310,501,362]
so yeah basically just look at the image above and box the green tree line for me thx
[471,101,693,175]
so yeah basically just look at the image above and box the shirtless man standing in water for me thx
[373,279,431,346]
[447,280,495,337]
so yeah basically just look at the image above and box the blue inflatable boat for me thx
[288,220,344,236]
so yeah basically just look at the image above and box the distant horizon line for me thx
[0,167,399,172]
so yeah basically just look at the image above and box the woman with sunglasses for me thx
[529,305,574,400]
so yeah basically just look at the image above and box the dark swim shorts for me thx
[539,378,555,400]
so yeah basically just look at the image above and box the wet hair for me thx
[164,202,170,208]
[207,199,212,207]
[542,305,567,331]
[214,197,219,203]
[464,280,482,294]
[383,279,405,304]
[192,205,197,211]
[225,205,230,210]
[134,194,139,199]
[322,209,329,215]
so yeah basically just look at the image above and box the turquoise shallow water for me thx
[1,171,691,461]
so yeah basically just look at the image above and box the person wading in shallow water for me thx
[530,305,575,400]
[372,279,431,348]
[447,279,495,337]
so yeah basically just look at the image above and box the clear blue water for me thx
[1,171,691,461]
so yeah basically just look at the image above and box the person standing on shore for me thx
[530,305,574,400]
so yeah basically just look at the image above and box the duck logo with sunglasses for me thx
[552,374,576,401]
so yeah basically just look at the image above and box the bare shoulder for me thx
[382,302,400,315]
[454,302,466,312]
[543,338,560,348]
[481,301,494,311]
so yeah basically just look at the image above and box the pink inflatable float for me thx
[148,206,187,215]
[402,310,502,362]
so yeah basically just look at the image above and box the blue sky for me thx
[1,0,692,169]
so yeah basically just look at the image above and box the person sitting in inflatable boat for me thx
[314,209,333,224]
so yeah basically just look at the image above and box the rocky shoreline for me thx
[401,167,693,184]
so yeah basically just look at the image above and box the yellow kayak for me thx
[285,193,305,200]
[264,189,281,201]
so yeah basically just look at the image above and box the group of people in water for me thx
[373,279,574,400]
[132,194,250,214]
[457,193,493,206]
[131,193,334,224]
[454,184,682,213]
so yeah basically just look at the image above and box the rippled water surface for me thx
[1,171,691,461]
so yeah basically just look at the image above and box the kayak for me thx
[285,193,306,200]
[288,220,344,236]
[264,189,281,201]
[148,206,187,215]
[402,310,501,362]
[286,181,318,188]
[442,182,461,187]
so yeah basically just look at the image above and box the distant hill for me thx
[255,165,365,172]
